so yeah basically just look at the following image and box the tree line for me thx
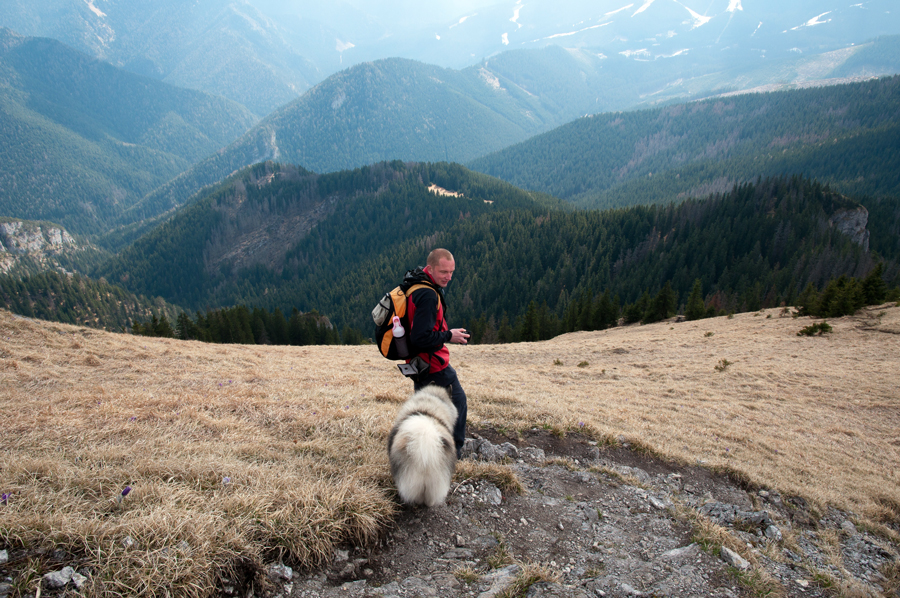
[5,168,898,344]
[130,260,896,348]
[123,169,894,341]
[132,305,343,346]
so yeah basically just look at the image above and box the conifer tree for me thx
[795,282,821,317]
[862,263,887,305]
[519,301,540,342]
[685,279,706,321]
[153,315,175,338]
[176,312,198,340]
[643,282,677,324]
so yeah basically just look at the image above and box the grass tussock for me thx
[495,563,562,598]
[453,564,480,584]
[454,461,525,495]
[680,507,785,597]
[2,305,900,594]
[882,560,900,596]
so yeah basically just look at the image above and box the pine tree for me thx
[862,263,887,306]
[176,312,198,340]
[519,301,540,342]
[153,314,175,338]
[642,282,677,324]
[795,282,821,316]
[498,314,515,343]
[685,279,706,321]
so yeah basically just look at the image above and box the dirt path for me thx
[277,429,897,598]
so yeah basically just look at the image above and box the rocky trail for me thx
[276,429,898,598]
[9,430,898,598]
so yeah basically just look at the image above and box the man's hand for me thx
[450,328,470,345]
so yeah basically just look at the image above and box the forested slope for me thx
[100,159,898,337]
[325,176,896,336]
[468,76,900,210]
[98,161,559,311]
[0,271,179,332]
[0,28,257,236]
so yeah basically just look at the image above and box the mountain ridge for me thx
[4,0,898,116]
[0,28,258,236]
[467,75,900,210]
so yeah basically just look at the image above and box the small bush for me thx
[798,321,833,336]
[454,565,479,584]
[714,358,733,372]
[486,540,513,569]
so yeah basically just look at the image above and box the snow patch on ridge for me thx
[786,12,832,32]
[606,4,634,18]
[633,0,656,17]
[450,14,476,29]
[84,0,106,17]
[674,1,712,29]
[537,22,609,42]
[620,48,651,59]
[510,2,523,29]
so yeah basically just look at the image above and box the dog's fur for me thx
[387,385,458,507]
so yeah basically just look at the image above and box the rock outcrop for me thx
[829,206,870,251]
[0,220,77,274]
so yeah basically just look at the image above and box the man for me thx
[403,248,470,457]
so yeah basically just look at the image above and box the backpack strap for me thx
[405,283,441,313]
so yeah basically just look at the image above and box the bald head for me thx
[427,248,454,269]
[426,248,455,288]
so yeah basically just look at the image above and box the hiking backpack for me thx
[372,282,440,360]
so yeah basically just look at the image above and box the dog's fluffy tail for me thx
[400,414,452,470]
[391,415,454,506]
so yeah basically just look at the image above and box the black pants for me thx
[414,365,467,458]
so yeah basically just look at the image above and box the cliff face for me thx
[828,206,870,252]
[0,220,78,274]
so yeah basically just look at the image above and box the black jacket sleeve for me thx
[409,287,451,351]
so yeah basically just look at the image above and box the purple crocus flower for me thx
[1,493,9,505]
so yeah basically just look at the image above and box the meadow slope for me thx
[0,305,898,595]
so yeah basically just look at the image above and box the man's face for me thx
[431,257,455,288]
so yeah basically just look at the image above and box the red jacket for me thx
[406,267,451,373]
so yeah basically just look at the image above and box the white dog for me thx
[387,385,458,507]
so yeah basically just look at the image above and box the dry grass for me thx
[495,563,562,598]
[1,304,899,595]
[454,461,525,495]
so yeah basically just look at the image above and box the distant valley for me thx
[0,28,257,237]
[2,0,899,116]
[0,2,898,341]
